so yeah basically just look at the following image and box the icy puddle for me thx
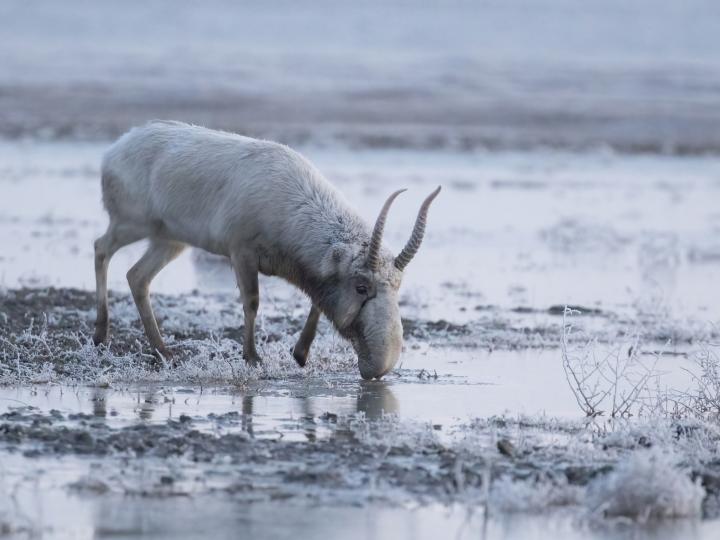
[3,453,720,540]
[0,346,700,441]
[0,349,569,443]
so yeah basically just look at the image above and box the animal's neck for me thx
[264,246,338,330]
[273,202,368,319]
[289,258,339,315]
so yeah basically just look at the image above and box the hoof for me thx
[92,328,108,346]
[292,347,307,367]
[243,353,263,367]
[153,347,177,367]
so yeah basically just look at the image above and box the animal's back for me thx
[100,121,350,254]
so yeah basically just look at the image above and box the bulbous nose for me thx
[359,362,390,380]
[351,292,404,380]
[359,365,376,381]
[359,354,398,380]
[356,322,403,380]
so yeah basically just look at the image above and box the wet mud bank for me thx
[2,404,720,517]
[2,287,714,387]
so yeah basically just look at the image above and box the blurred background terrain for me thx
[2,0,720,153]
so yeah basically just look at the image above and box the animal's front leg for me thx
[293,305,320,367]
[231,251,263,366]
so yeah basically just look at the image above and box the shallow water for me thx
[0,345,700,438]
[3,466,720,540]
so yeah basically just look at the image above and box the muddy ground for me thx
[1,401,718,508]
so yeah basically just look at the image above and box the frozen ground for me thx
[1,143,720,538]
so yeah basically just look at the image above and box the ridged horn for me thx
[367,189,406,271]
[394,186,441,271]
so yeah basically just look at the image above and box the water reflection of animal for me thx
[91,388,107,418]
[136,391,156,421]
[241,395,254,438]
[356,381,398,420]
[92,121,440,380]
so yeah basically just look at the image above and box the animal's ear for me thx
[320,243,352,277]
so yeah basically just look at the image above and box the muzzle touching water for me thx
[346,299,403,380]
[348,186,440,379]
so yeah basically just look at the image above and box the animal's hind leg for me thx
[293,305,320,367]
[127,239,186,357]
[93,223,146,345]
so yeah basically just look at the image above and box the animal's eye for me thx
[355,285,368,295]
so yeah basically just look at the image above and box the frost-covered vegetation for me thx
[0,288,360,386]
[562,307,720,421]
[2,288,718,387]
[547,308,720,521]
[587,449,705,521]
